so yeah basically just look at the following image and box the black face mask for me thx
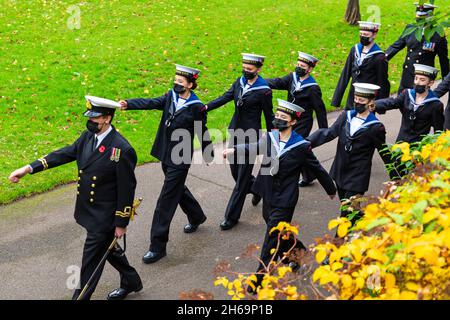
[354,103,368,114]
[86,119,101,134]
[173,83,186,94]
[295,66,308,78]
[360,36,372,46]
[416,15,429,23]
[272,118,290,132]
[243,70,257,80]
[414,84,427,94]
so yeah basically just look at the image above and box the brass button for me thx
[419,52,422,56]
[416,60,419,63]
[410,49,413,52]
[91,184,96,188]
[405,65,408,68]
[90,198,94,203]
[77,191,80,195]
[407,57,410,60]
[93,176,97,181]
[78,177,81,181]
[77,184,80,188]
[79,170,83,174]
[90,191,94,196]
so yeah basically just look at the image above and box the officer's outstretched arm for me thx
[9,134,83,183]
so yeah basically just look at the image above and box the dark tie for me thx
[93,136,98,152]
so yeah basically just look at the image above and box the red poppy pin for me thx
[192,73,199,80]
[99,145,106,153]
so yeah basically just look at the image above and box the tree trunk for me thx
[345,0,361,25]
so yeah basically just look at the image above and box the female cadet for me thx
[375,64,444,144]
[267,51,328,187]
[308,83,390,223]
[205,53,274,231]
[331,21,390,110]
[374,64,444,179]
[223,99,337,292]
[119,64,213,264]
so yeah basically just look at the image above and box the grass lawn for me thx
[0,0,448,204]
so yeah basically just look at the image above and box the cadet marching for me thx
[7,2,449,299]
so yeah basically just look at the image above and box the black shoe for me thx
[107,282,143,300]
[184,216,207,234]
[142,250,166,264]
[251,194,262,206]
[298,180,313,187]
[220,219,238,231]
[246,274,263,295]
[247,283,258,295]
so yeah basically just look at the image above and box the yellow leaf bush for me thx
[205,131,450,300]
[313,131,450,300]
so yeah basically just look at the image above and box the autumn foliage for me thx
[207,131,450,300]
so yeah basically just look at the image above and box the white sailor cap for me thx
[298,51,319,67]
[415,2,437,10]
[415,3,437,17]
[175,64,200,80]
[358,21,381,32]
[242,53,265,66]
[276,99,305,119]
[414,64,439,79]
[353,83,381,98]
[84,95,120,117]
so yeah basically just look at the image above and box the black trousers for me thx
[72,231,141,300]
[337,185,364,225]
[257,202,306,273]
[150,163,206,252]
[224,160,256,222]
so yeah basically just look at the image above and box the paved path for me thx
[0,90,447,300]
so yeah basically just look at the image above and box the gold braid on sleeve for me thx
[115,198,143,221]
[38,157,49,170]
